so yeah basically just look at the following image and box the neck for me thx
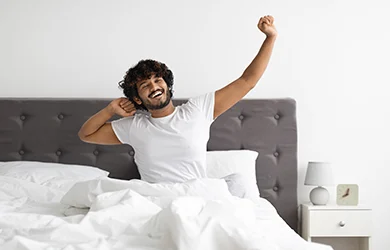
[149,101,175,118]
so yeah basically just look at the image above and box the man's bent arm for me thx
[78,106,121,145]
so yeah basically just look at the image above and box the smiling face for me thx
[135,75,172,110]
[118,59,175,112]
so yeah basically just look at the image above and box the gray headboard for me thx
[0,98,298,231]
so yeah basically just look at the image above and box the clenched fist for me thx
[107,97,136,117]
[258,15,277,38]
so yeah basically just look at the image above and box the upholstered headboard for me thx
[0,98,298,231]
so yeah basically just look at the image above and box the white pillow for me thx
[206,150,260,199]
[0,161,109,191]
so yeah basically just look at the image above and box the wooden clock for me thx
[337,184,359,205]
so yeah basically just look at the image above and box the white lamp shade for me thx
[304,162,333,186]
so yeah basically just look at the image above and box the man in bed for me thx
[78,15,277,188]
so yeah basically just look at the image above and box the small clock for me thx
[337,184,359,205]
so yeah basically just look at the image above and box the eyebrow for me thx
[139,77,160,86]
[139,80,149,87]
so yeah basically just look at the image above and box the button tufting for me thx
[239,115,244,120]
[19,150,25,155]
[274,114,280,120]
[273,151,279,157]
[273,186,279,192]
[93,150,99,156]
[58,114,64,120]
[20,115,26,121]
[129,150,135,156]
[56,150,62,156]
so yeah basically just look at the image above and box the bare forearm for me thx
[241,35,277,86]
[78,107,114,138]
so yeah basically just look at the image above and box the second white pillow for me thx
[206,150,260,199]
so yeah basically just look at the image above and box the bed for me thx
[0,98,331,250]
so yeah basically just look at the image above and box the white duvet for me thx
[0,176,333,250]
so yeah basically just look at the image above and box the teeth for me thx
[152,91,162,98]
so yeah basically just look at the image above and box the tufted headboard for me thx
[0,98,298,231]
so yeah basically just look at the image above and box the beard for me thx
[142,90,171,110]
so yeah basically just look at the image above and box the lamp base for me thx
[309,186,329,205]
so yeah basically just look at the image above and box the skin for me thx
[78,15,277,145]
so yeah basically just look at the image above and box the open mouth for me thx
[149,90,164,99]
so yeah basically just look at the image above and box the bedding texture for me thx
[0,173,332,250]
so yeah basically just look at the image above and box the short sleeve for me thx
[188,92,215,123]
[111,117,134,145]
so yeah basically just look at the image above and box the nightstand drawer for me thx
[309,210,372,237]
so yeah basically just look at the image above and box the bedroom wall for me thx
[1,0,389,249]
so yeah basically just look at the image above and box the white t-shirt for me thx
[111,92,215,183]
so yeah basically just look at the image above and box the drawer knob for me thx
[339,221,346,227]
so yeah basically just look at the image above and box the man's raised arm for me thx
[214,15,278,119]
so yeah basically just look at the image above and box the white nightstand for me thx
[300,204,372,250]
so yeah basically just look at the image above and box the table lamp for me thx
[304,162,333,205]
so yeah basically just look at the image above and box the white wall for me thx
[1,0,389,249]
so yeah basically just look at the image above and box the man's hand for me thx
[107,97,136,117]
[258,15,277,38]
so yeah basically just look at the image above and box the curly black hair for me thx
[118,59,174,111]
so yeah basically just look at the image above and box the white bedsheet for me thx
[0,176,333,250]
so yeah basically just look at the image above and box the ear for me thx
[133,97,142,105]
